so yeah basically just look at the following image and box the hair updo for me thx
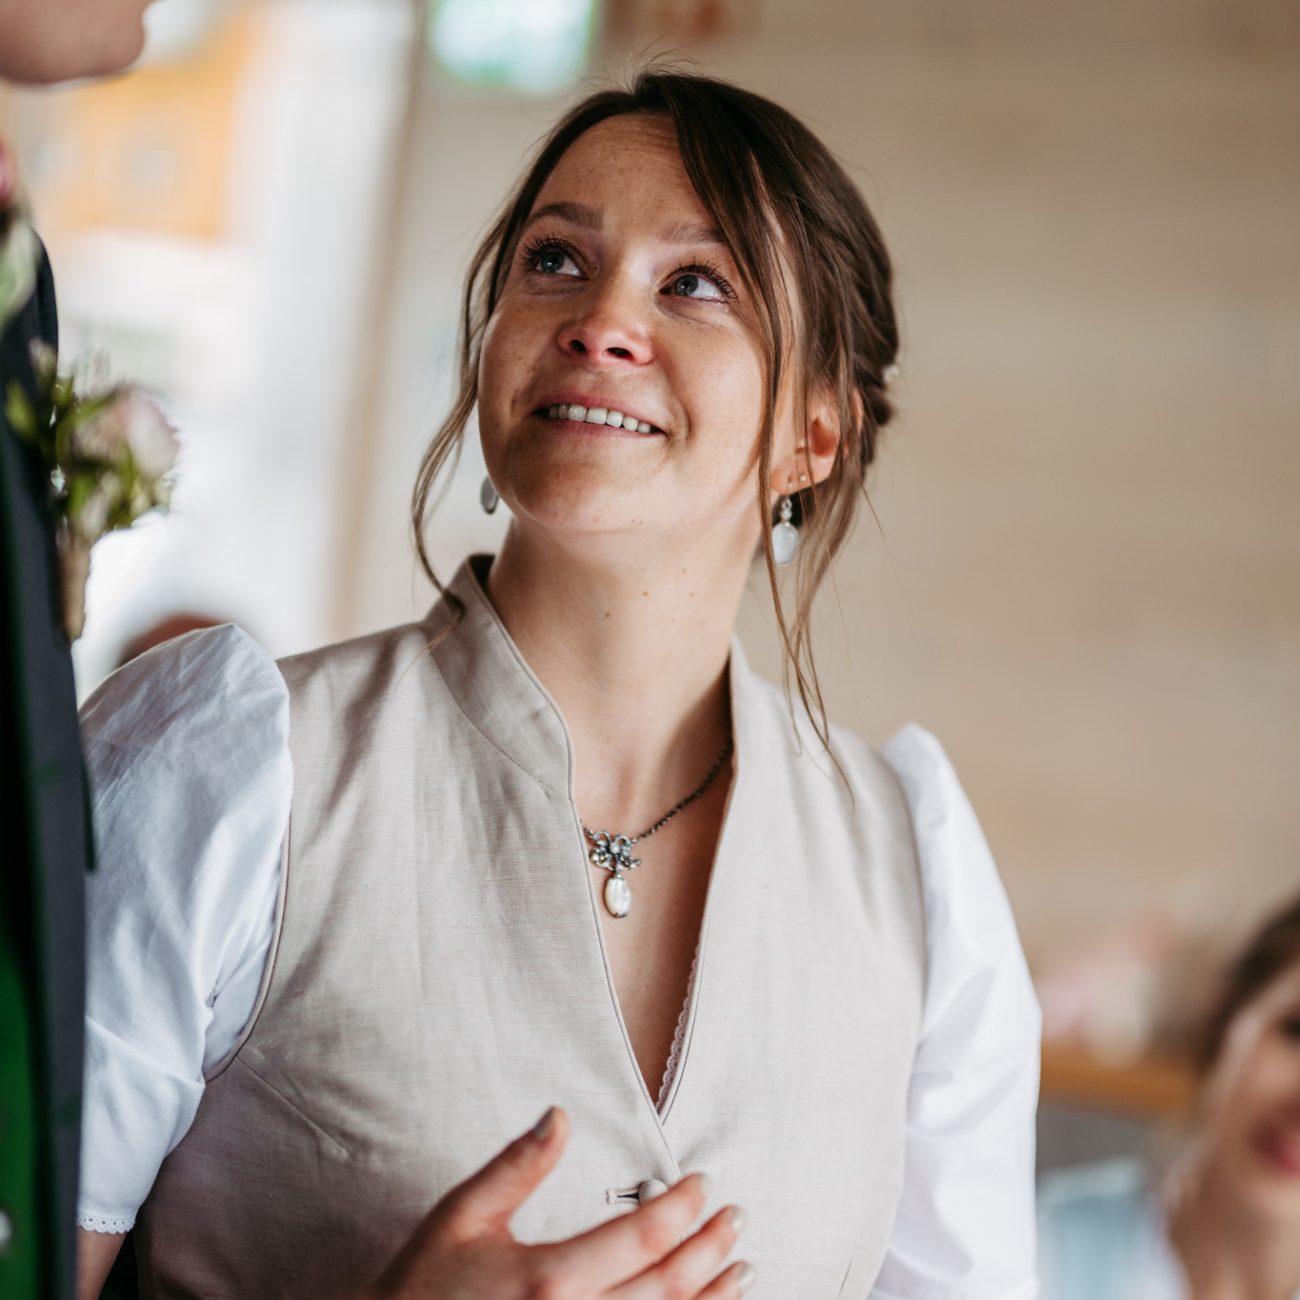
[412,69,899,746]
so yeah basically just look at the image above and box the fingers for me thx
[610,1205,750,1300]
[535,1172,716,1290]
[432,1106,569,1243]
[695,1260,757,1299]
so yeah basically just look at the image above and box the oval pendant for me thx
[603,873,632,918]
[772,519,799,566]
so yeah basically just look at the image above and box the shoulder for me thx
[80,625,290,828]
[737,667,907,812]
[876,726,999,907]
[276,617,440,704]
[872,724,1039,1040]
[734,664,959,808]
[81,623,287,755]
[878,722,994,848]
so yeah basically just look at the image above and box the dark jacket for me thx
[0,237,90,1300]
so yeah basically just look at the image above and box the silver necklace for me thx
[582,736,734,919]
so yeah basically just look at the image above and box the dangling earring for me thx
[772,493,799,566]
[479,476,499,514]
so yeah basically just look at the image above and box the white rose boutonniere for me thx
[5,343,179,640]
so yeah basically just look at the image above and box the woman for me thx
[1039,895,1300,1299]
[75,72,1040,1299]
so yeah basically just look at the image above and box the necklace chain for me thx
[581,735,734,848]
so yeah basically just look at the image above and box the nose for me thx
[555,280,652,367]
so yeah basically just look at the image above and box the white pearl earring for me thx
[479,476,499,514]
[772,494,799,565]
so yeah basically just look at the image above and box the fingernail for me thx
[735,1261,756,1291]
[692,1172,712,1200]
[728,1205,747,1235]
[531,1106,556,1140]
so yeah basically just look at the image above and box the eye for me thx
[664,262,734,303]
[521,237,581,278]
[1280,1013,1300,1043]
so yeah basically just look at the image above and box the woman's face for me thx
[476,114,803,566]
[1198,960,1300,1222]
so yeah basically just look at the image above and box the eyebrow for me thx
[523,201,727,249]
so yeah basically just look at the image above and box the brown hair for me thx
[1198,894,1300,1074]
[411,69,899,747]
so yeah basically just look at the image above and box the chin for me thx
[1243,1182,1300,1228]
[506,486,649,538]
[1231,1149,1300,1223]
[494,452,664,532]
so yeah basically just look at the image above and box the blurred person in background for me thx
[74,71,1040,1300]
[1039,894,1300,1300]
[0,4,158,1299]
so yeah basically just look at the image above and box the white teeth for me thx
[544,404,656,432]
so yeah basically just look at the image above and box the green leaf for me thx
[4,381,36,441]
[65,472,91,521]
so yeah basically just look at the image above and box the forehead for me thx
[534,115,707,219]
[526,112,801,338]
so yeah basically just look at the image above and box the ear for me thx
[769,387,860,496]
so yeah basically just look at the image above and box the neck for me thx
[484,525,748,830]
[1169,1160,1300,1300]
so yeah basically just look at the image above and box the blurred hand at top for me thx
[0,0,156,85]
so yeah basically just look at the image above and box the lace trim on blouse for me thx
[656,942,701,1113]
[77,1211,136,1234]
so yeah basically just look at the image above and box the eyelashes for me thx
[673,257,738,303]
[519,234,581,276]
[517,234,738,303]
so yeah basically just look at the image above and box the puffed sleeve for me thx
[76,625,291,1233]
[871,724,1041,1299]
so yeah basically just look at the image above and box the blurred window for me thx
[429,0,594,93]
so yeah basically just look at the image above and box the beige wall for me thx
[346,0,1300,959]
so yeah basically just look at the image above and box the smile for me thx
[540,403,661,434]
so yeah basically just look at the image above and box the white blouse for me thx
[77,623,1041,1297]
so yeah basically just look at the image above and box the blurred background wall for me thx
[3,0,1297,1115]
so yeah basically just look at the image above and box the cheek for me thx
[1258,1039,1300,1105]
[1212,1040,1300,1139]
[676,333,766,453]
[478,309,534,419]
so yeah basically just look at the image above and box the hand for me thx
[364,1106,752,1299]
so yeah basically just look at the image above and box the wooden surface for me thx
[1041,1040,1197,1119]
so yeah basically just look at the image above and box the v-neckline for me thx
[568,675,745,1132]
[441,554,750,1133]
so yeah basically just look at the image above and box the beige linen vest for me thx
[137,556,925,1299]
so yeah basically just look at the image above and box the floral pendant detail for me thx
[587,830,641,919]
